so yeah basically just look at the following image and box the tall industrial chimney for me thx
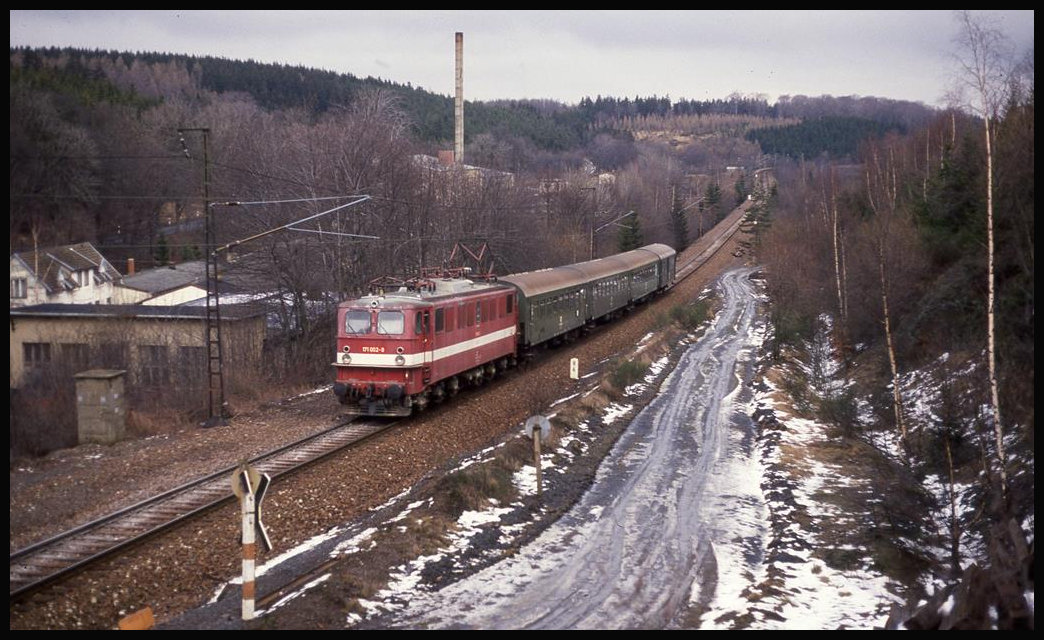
[454,32,464,165]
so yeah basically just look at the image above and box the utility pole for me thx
[582,186,596,261]
[180,127,226,427]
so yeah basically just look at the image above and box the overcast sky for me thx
[10,10,1034,108]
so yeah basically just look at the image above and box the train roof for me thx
[501,243,675,298]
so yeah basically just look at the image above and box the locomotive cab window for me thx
[345,310,371,334]
[435,308,445,333]
[415,310,430,335]
[376,310,405,335]
[506,294,513,314]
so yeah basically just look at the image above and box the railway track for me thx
[9,202,752,604]
[9,419,392,601]
[676,203,748,281]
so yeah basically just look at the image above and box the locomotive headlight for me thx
[341,353,352,364]
[395,355,406,366]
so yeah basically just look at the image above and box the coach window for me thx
[345,310,371,334]
[377,310,405,335]
[435,308,445,333]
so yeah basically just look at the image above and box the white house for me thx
[114,260,209,305]
[10,243,122,308]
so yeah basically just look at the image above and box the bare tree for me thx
[950,10,1015,504]
[827,167,848,327]
[863,138,909,444]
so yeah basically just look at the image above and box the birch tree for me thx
[950,10,1014,503]
[863,138,909,444]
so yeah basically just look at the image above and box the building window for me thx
[95,342,129,370]
[140,345,169,387]
[23,343,52,370]
[179,346,206,388]
[59,343,90,372]
[11,278,27,298]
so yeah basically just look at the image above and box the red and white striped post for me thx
[232,464,261,621]
[241,486,257,620]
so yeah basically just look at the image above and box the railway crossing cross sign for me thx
[253,472,272,553]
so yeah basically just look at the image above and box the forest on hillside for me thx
[9,46,937,275]
[754,19,1033,591]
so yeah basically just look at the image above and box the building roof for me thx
[119,260,207,294]
[411,154,514,181]
[11,242,122,294]
[9,302,267,321]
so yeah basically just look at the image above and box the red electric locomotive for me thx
[332,269,518,416]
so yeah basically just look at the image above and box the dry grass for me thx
[125,408,196,438]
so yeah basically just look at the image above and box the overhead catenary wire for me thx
[287,228,379,239]
[212,195,370,207]
[212,195,374,256]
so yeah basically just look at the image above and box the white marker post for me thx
[525,415,551,497]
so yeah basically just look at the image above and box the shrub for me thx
[10,364,78,458]
[435,464,518,517]
[610,359,648,391]
[669,299,711,331]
